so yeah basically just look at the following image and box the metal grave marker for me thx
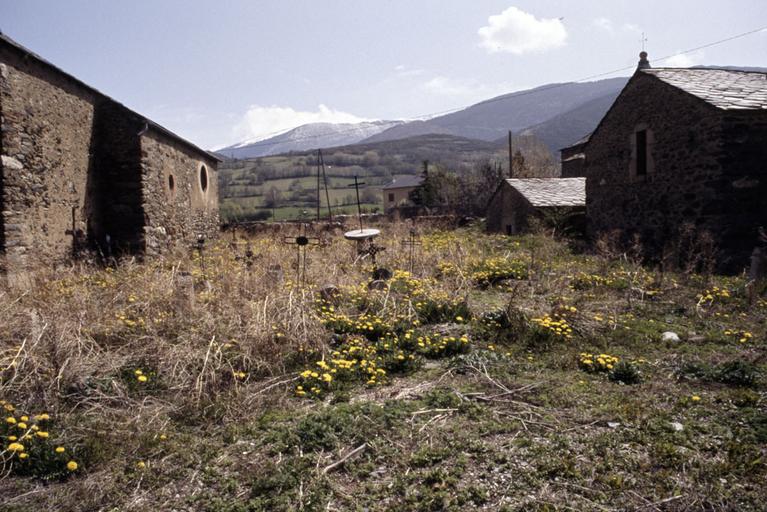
[283,223,320,286]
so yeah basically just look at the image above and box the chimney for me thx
[637,51,651,71]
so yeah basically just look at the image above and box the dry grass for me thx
[0,220,765,511]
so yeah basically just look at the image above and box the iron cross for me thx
[283,223,320,286]
[347,176,366,232]
[400,228,422,273]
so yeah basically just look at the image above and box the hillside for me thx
[218,133,556,222]
[516,90,621,151]
[364,77,628,144]
[218,120,404,159]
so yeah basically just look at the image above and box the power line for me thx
[223,24,767,157]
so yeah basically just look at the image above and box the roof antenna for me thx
[636,33,651,71]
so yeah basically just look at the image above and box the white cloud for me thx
[230,104,370,146]
[663,50,705,68]
[478,6,567,55]
[593,17,614,34]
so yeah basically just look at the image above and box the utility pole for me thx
[508,130,513,178]
[316,149,321,221]
[319,149,332,220]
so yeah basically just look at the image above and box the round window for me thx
[199,165,208,193]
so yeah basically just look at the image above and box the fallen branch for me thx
[322,443,368,475]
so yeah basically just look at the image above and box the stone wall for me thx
[1,38,220,281]
[583,71,755,269]
[140,129,219,254]
[0,45,97,278]
[486,183,533,234]
[88,100,144,255]
[717,111,767,266]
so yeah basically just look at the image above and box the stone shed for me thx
[486,178,586,235]
[0,33,220,282]
[583,53,767,271]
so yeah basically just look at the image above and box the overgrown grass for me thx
[1,220,765,510]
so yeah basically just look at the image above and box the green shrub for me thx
[609,361,642,385]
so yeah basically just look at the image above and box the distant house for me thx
[486,178,586,235]
[382,175,424,212]
[583,52,767,271]
[560,134,589,177]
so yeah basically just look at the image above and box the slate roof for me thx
[505,178,586,207]
[383,175,424,190]
[642,68,767,110]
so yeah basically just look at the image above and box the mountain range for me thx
[218,76,631,160]
[217,120,404,159]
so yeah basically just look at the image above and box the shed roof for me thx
[504,178,585,207]
[0,31,221,161]
[560,133,591,152]
[383,175,424,190]
[641,68,767,110]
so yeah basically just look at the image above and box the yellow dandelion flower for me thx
[7,442,24,452]
[137,375,148,383]
[55,446,65,453]
[66,461,78,471]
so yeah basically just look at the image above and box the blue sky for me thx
[1,1,765,149]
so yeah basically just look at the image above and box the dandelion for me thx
[67,460,78,471]
[36,431,49,439]
[19,453,29,460]
[7,442,24,452]
[17,422,27,429]
[55,446,65,453]
[691,395,701,402]
[137,375,148,383]
[134,369,143,376]
[6,417,16,425]
[136,461,146,469]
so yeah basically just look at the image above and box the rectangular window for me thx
[635,129,647,176]
[388,193,395,202]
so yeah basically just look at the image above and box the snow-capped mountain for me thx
[217,120,404,159]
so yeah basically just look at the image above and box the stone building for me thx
[382,175,424,212]
[486,178,586,235]
[0,33,219,281]
[583,52,767,271]
[560,134,589,178]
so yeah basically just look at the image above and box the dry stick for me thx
[322,443,368,475]
[251,376,300,396]
[637,495,684,510]
[411,408,459,416]
[195,335,216,402]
